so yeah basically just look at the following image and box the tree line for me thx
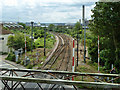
[88,2,120,73]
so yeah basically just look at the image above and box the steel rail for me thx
[42,34,64,69]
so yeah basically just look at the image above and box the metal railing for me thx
[0,67,120,89]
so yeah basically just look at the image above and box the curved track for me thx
[42,33,72,71]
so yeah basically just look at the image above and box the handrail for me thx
[0,76,120,89]
[0,67,119,77]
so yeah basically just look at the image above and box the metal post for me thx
[31,21,34,52]
[97,35,100,80]
[72,39,75,80]
[98,35,100,72]
[111,64,113,83]
[44,27,46,56]
[83,5,86,63]
[15,51,19,62]
[25,30,27,59]
[77,30,79,66]
[82,5,84,26]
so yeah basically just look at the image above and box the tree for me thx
[7,33,32,51]
[18,23,26,29]
[72,22,82,38]
[48,24,55,31]
[89,2,120,72]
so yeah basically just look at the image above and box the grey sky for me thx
[0,0,99,23]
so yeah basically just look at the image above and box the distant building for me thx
[0,24,13,53]
[25,22,40,27]
[2,22,23,30]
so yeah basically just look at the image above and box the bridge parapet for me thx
[0,67,120,89]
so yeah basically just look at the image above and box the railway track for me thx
[42,33,72,71]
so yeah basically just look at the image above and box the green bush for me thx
[21,60,24,65]
[35,38,44,48]
[16,60,21,64]
[26,64,33,69]
[6,52,15,62]
[35,36,55,49]
[7,33,32,51]
[0,52,8,55]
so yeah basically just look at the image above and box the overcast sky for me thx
[0,0,99,23]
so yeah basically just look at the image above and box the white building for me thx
[0,24,13,53]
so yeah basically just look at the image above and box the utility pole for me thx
[31,21,34,52]
[44,26,46,56]
[77,26,79,66]
[25,30,27,59]
[77,19,81,66]
[83,5,86,63]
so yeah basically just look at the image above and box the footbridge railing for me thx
[0,68,120,89]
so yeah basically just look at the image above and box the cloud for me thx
[2,0,18,6]
[1,0,98,23]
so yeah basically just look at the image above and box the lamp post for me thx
[44,26,46,56]
[31,21,34,52]
[83,5,86,63]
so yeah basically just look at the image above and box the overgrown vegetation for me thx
[7,33,33,51]
[88,2,120,73]
[6,2,120,74]
[5,52,15,62]
[6,24,56,69]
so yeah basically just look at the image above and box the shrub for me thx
[21,60,24,65]
[35,38,44,48]
[6,52,15,62]
[16,60,21,64]
[0,52,8,55]
[26,64,33,69]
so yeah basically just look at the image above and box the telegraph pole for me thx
[77,19,81,66]
[31,21,34,52]
[24,29,27,65]
[83,5,86,63]
[44,26,46,56]
[77,26,79,66]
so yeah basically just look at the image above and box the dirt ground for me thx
[74,40,98,73]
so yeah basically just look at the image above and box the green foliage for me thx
[18,23,26,29]
[87,35,98,63]
[34,29,44,39]
[26,64,33,69]
[70,22,82,38]
[0,52,8,55]
[7,33,24,50]
[35,35,55,49]
[46,37,56,49]
[7,33,32,51]
[88,2,120,73]
[16,60,21,64]
[26,36,33,51]
[3,27,9,30]
[21,60,24,65]
[35,38,44,48]
[6,52,15,62]
[54,25,68,33]
[48,24,55,31]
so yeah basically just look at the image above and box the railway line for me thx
[0,32,74,89]
[1,32,120,89]
[42,33,73,71]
